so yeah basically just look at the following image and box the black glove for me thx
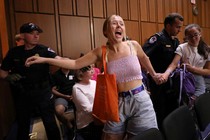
[5,73,22,85]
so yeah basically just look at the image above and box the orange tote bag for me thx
[92,46,120,122]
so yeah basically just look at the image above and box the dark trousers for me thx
[14,87,61,140]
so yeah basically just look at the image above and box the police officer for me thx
[0,23,61,140]
[142,13,184,130]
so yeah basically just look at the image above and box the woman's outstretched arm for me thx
[25,47,101,70]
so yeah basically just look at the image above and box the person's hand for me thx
[152,73,169,85]
[159,73,169,84]
[182,63,194,72]
[5,73,22,85]
[25,56,46,67]
[65,95,73,101]
[152,73,162,85]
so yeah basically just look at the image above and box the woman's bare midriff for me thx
[117,79,143,92]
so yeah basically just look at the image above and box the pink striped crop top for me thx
[107,51,143,84]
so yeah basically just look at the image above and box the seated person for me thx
[72,65,103,140]
[51,67,75,129]
[15,33,24,46]
[91,64,101,81]
[80,53,101,81]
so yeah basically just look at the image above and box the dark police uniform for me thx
[1,45,61,140]
[51,68,75,109]
[142,29,180,130]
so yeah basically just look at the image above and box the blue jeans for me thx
[194,74,206,97]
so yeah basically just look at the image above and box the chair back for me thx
[162,105,199,140]
[194,93,210,131]
[130,128,163,140]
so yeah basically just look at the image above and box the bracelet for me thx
[165,69,172,74]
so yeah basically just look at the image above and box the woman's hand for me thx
[152,73,169,85]
[152,73,163,85]
[183,63,194,72]
[25,56,46,67]
[160,73,170,83]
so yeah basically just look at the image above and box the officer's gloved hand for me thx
[5,73,22,85]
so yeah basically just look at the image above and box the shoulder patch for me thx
[47,48,55,53]
[149,36,157,44]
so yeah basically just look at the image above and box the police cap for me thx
[20,22,43,33]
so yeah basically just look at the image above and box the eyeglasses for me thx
[187,33,200,39]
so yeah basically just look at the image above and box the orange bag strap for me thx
[102,46,107,74]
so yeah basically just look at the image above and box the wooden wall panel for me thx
[7,0,210,58]
[93,18,107,48]
[205,1,210,28]
[206,1,210,28]
[177,0,183,16]
[188,4,192,24]
[0,0,9,58]
[106,0,117,17]
[125,21,140,43]
[14,0,33,12]
[92,0,104,17]
[196,1,202,26]
[140,0,148,21]
[148,0,156,22]
[37,0,54,13]
[58,0,73,15]
[158,23,164,32]
[119,0,128,20]
[141,22,157,44]
[157,0,164,23]
[76,0,89,16]
[171,0,177,12]
[202,28,210,45]
[130,0,138,20]
[164,0,170,16]
[201,0,206,27]
[183,0,188,26]
[177,27,185,43]
[60,16,91,58]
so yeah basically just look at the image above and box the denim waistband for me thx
[119,85,144,97]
